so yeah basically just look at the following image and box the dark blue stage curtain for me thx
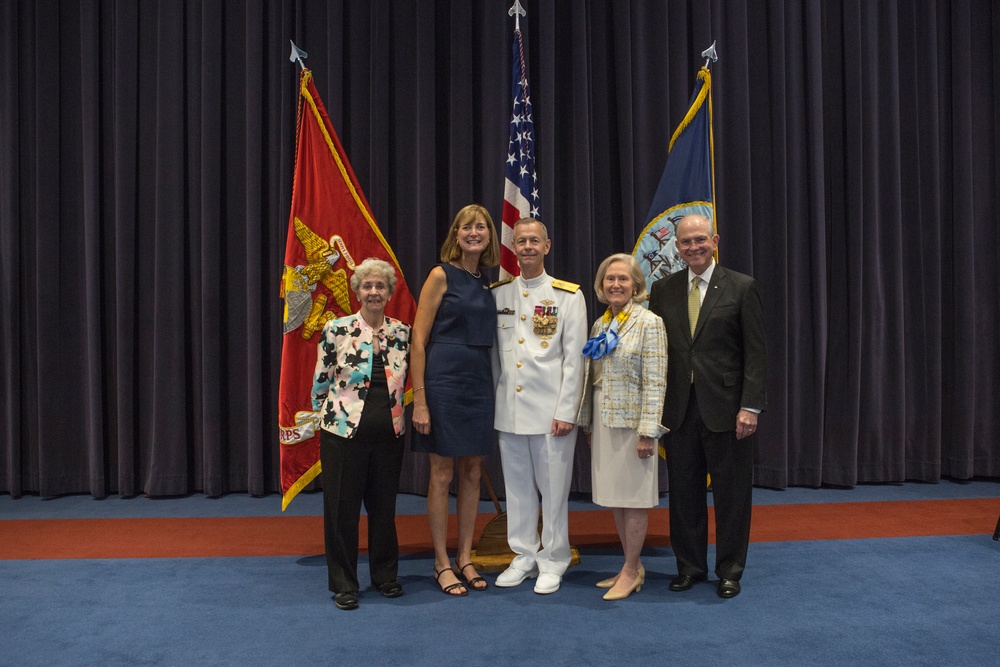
[1,1,998,498]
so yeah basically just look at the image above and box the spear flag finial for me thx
[289,40,308,70]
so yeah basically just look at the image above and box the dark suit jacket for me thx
[648,264,767,433]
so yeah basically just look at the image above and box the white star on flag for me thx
[500,25,540,279]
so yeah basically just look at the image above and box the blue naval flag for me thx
[632,66,715,288]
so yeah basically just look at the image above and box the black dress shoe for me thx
[717,579,741,598]
[334,592,359,610]
[669,574,706,591]
[377,581,403,598]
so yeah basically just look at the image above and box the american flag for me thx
[500,26,540,279]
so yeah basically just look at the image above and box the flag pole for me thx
[476,0,580,572]
[474,0,533,570]
[472,3,532,570]
[700,42,719,260]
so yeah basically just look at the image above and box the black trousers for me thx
[665,386,754,581]
[319,428,404,593]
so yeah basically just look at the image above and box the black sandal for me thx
[457,562,488,591]
[434,567,468,596]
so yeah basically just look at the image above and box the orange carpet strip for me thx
[1,498,997,560]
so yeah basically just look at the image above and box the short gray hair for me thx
[350,258,398,297]
[513,218,549,241]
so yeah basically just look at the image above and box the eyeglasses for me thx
[677,236,711,249]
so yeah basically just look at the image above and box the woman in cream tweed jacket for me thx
[577,312,668,440]
[578,253,667,601]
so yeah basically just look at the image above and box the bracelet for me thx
[413,387,425,393]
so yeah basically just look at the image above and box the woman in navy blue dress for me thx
[411,204,499,596]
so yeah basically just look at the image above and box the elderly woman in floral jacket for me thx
[311,258,410,611]
[578,253,667,602]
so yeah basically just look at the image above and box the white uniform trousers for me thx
[497,430,577,575]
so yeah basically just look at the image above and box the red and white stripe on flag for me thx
[500,27,540,279]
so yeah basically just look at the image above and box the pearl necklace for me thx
[453,262,481,278]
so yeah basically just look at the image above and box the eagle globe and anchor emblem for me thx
[278,217,359,448]
[281,217,357,339]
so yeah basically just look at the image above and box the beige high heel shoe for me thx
[602,572,645,600]
[596,565,645,589]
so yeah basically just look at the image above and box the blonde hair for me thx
[439,204,501,268]
[593,253,648,304]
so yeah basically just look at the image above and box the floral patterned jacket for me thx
[311,313,410,438]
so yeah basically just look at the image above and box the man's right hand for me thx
[551,419,574,437]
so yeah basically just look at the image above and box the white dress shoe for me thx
[495,565,538,588]
[533,572,561,595]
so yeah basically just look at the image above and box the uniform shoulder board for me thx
[490,277,515,289]
[551,279,580,293]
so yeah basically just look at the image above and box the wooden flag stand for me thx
[469,462,580,572]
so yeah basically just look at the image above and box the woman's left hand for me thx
[637,436,655,460]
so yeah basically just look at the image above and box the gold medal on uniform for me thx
[533,300,558,338]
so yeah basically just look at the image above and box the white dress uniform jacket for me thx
[492,272,588,433]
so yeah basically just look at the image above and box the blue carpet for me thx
[2,537,998,666]
[2,481,999,666]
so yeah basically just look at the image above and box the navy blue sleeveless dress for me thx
[412,263,496,457]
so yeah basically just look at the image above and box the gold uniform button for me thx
[520,315,526,321]
[518,337,524,344]
[523,291,529,297]
[516,362,522,368]
[516,386,522,392]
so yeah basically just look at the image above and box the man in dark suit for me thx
[648,214,767,599]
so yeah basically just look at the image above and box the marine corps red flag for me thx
[279,68,416,509]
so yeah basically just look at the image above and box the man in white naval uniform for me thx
[491,218,587,594]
